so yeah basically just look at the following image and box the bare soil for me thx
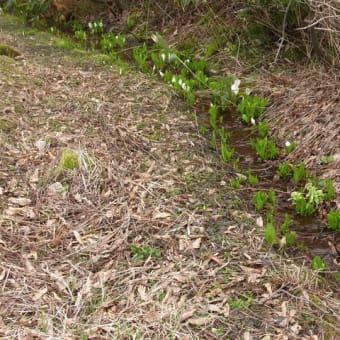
[0,14,339,339]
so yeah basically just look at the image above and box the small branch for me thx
[274,0,293,64]
[295,15,340,31]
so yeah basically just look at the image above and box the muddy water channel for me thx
[196,104,339,271]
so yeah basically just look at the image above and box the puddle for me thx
[195,102,339,270]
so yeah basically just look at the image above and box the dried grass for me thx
[303,0,340,67]
[0,15,339,339]
[259,69,340,206]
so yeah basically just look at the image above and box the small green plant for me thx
[230,178,243,189]
[326,210,340,231]
[277,161,292,180]
[290,182,324,216]
[264,221,278,246]
[218,128,234,162]
[158,291,166,302]
[56,149,79,175]
[101,33,126,53]
[253,137,278,161]
[238,95,268,124]
[229,293,254,310]
[209,77,239,108]
[247,171,259,186]
[319,179,336,201]
[126,13,137,30]
[208,103,219,129]
[133,44,149,72]
[253,191,268,211]
[268,188,276,206]
[280,213,292,234]
[256,121,268,137]
[280,214,296,248]
[320,155,334,164]
[284,231,297,248]
[74,29,87,41]
[311,256,327,271]
[292,162,307,184]
[130,244,161,261]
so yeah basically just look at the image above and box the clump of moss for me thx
[0,44,21,58]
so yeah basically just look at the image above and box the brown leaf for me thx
[180,309,196,321]
[187,316,211,326]
[33,287,48,301]
[153,212,171,219]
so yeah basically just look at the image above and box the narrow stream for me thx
[195,103,339,270]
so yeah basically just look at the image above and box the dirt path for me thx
[1,14,339,339]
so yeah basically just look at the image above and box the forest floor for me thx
[0,14,340,339]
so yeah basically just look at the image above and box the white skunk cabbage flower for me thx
[285,141,291,148]
[168,53,177,62]
[231,79,241,95]
[250,117,256,125]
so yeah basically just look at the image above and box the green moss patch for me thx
[0,44,21,58]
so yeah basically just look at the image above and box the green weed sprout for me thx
[264,222,278,246]
[292,162,307,184]
[253,191,268,211]
[311,256,327,271]
[133,44,149,72]
[280,214,296,248]
[320,155,334,164]
[101,33,126,54]
[218,128,234,162]
[209,77,239,108]
[74,30,87,41]
[290,182,324,216]
[326,210,340,232]
[280,213,292,234]
[253,137,278,161]
[268,188,276,206]
[256,121,268,137]
[55,149,79,176]
[247,171,259,186]
[237,95,268,124]
[130,244,161,261]
[277,161,292,180]
[209,104,219,129]
[319,179,336,201]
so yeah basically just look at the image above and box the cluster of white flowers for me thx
[160,52,177,63]
[231,78,241,95]
[88,21,103,32]
[171,75,190,92]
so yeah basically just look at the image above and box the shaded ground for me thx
[0,14,340,339]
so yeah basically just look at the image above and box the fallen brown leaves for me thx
[0,15,339,339]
